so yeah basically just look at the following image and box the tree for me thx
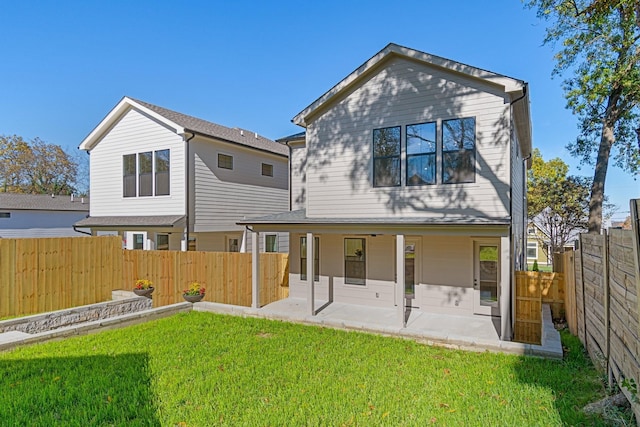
[528,148,591,258]
[527,0,640,233]
[0,135,80,195]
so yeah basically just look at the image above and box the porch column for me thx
[251,231,260,309]
[240,228,247,253]
[181,227,188,251]
[307,232,315,316]
[500,235,512,340]
[396,233,405,327]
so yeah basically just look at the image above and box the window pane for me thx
[139,152,152,196]
[155,149,170,196]
[262,163,273,177]
[265,235,278,252]
[373,126,400,187]
[407,122,436,154]
[156,234,169,250]
[123,154,136,197]
[443,117,475,151]
[407,154,436,185]
[527,242,537,259]
[228,238,239,252]
[344,238,365,285]
[374,157,400,187]
[218,153,233,170]
[443,150,475,183]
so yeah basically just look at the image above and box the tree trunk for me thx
[588,121,615,233]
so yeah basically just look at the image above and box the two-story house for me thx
[76,97,288,252]
[241,44,532,341]
[0,193,89,238]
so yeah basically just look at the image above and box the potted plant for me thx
[183,282,205,303]
[133,279,154,297]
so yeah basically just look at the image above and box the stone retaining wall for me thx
[0,297,152,334]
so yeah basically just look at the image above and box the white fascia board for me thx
[78,97,185,151]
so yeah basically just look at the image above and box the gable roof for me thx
[79,97,288,157]
[0,193,89,212]
[292,43,532,160]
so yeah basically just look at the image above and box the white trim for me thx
[526,241,538,260]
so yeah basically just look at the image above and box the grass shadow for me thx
[512,330,609,426]
[0,353,159,426]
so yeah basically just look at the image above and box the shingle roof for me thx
[74,215,184,228]
[275,131,305,143]
[0,193,89,212]
[128,98,288,157]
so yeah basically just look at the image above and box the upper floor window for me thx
[373,126,401,187]
[262,163,273,177]
[123,150,170,198]
[218,153,233,170]
[123,154,137,198]
[138,151,153,197]
[406,122,436,186]
[442,117,475,184]
[155,150,170,196]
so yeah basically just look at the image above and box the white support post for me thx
[307,232,315,316]
[396,234,405,327]
[500,235,512,340]
[251,231,260,309]
[181,228,188,252]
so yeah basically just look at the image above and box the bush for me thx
[532,260,539,271]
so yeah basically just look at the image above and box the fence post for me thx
[602,229,612,388]
[579,234,588,351]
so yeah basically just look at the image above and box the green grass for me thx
[0,312,609,426]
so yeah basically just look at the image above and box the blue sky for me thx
[1,0,637,221]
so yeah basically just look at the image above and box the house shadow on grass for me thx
[0,353,160,426]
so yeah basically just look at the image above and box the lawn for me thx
[0,311,609,426]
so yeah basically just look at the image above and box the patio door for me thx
[405,239,419,308]
[125,231,148,250]
[473,241,499,315]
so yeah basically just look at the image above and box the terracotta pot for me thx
[133,287,154,297]
[183,293,204,303]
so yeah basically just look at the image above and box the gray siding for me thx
[0,210,89,238]
[304,57,511,219]
[510,118,526,270]
[290,142,307,210]
[191,136,288,233]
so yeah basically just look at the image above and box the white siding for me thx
[88,108,186,217]
[305,57,511,219]
[191,136,288,232]
[0,210,89,238]
[290,142,306,210]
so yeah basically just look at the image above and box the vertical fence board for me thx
[0,239,16,317]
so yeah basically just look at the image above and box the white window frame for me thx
[526,241,538,260]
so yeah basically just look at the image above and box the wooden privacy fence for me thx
[0,236,289,317]
[514,271,565,345]
[0,236,123,317]
[123,250,289,307]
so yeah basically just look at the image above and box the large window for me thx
[406,122,436,185]
[373,126,401,187]
[155,149,170,196]
[300,236,319,281]
[265,234,278,252]
[123,150,170,197]
[218,153,233,170]
[442,117,475,183]
[123,154,137,197]
[156,234,169,250]
[344,238,366,285]
[527,241,538,259]
[138,151,153,196]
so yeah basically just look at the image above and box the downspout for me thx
[184,132,196,250]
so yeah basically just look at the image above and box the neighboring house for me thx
[526,212,581,269]
[0,193,89,238]
[76,97,289,252]
[241,44,532,340]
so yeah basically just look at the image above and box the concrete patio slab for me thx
[195,298,563,359]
